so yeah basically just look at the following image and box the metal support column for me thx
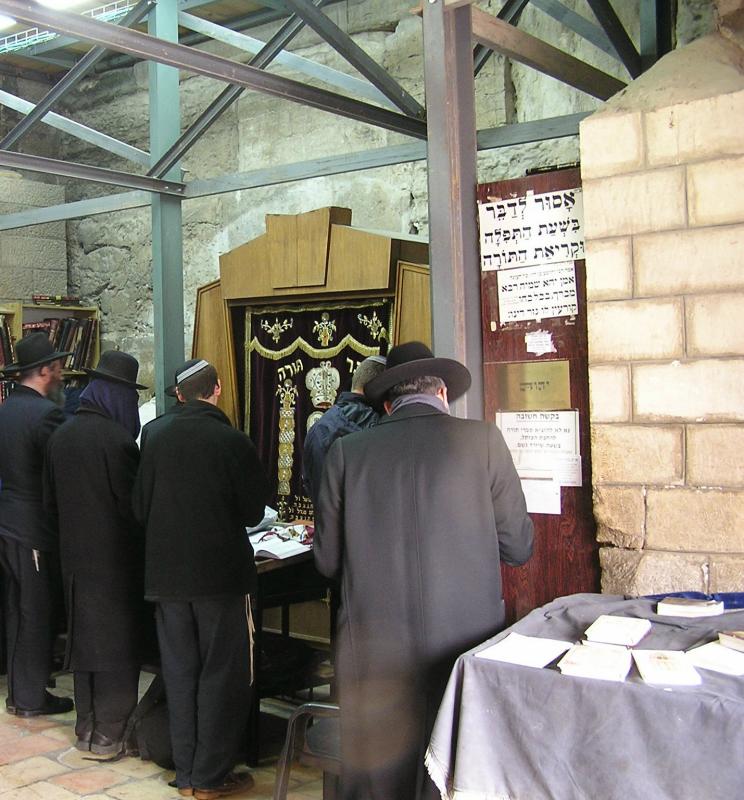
[149,0,184,414]
[422,0,483,420]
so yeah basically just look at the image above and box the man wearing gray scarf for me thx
[314,341,534,800]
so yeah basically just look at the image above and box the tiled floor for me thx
[0,673,323,799]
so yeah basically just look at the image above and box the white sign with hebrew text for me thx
[478,186,584,271]
[497,262,578,322]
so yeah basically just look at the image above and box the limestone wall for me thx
[0,172,66,300]
[580,30,744,595]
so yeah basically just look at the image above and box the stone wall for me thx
[580,24,744,594]
[0,172,66,300]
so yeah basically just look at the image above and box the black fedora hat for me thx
[364,341,472,406]
[0,331,71,374]
[84,350,147,389]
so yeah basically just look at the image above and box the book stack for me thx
[21,316,98,371]
[0,314,16,404]
[656,597,724,617]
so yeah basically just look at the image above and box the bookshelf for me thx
[0,301,101,402]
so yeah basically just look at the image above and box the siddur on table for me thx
[686,641,744,676]
[656,597,724,617]
[632,650,701,686]
[476,633,573,669]
[583,615,652,647]
[557,643,632,682]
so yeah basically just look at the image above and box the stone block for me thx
[0,174,64,207]
[0,237,67,273]
[687,425,744,487]
[33,270,67,295]
[591,424,683,484]
[688,155,744,227]
[645,89,744,166]
[582,168,686,238]
[633,359,744,421]
[599,547,707,596]
[709,555,744,592]
[580,111,644,179]
[593,486,645,549]
[589,365,630,423]
[0,262,35,299]
[687,293,744,356]
[588,298,683,362]
[634,224,744,295]
[584,237,632,301]
[646,488,744,551]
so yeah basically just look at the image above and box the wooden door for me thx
[478,167,599,623]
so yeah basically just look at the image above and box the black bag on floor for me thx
[124,673,174,769]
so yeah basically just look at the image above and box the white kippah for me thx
[176,359,209,384]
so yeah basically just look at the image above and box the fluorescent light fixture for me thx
[38,0,88,8]
[0,14,15,30]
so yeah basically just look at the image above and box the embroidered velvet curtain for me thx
[245,299,390,520]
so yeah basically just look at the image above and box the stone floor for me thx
[0,673,323,799]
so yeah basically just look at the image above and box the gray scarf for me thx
[389,392,449,415]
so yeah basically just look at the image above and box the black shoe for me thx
[90,730,123,756]
[8,692,73,718]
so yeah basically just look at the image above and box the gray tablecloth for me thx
[426,593,744,800]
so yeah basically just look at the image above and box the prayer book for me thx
[476,632,573,669]
[686,641,744,676]
[632,650,701,686]
[249,524,311,560]
[557,643,632,682]
[583,615,652,647]
[656,597,724,617]
[718,630,744,653]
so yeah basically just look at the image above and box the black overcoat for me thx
[315,403,534,800]
[44,406,145,671]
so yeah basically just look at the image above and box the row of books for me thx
[21,317,98,371]
[0,314,15,369]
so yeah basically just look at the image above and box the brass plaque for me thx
[494,360,571,411]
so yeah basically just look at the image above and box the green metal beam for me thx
[149,0,184,414]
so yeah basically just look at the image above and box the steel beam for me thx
[149,1,352,179]
[282,0,425,118]
[149,0,184,415]
[423,0,483,421]
[0,113,588,231]
[640,0,674,71]
[0,148,183,194]
[585,0,642,78]
[471,6,626,100]
[473,0,530,77]
[0,0,427,140]
[530,0,616,57]
[0,0,153,151]
[176,8,394,109]
[0,88,150,166]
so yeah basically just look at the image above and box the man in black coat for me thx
[314,341,534,800]
[138,357,195,453]
[133,359,270,799]
[302,355,385,507]
[0,332,73,717]
[45,350,148,754]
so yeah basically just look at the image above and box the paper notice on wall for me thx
[497,262,578,323]
[496,411,582,488]
[524,329,557,356]
[521,478,561,515]
[478,187,584,271]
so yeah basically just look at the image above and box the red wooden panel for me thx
[479,168,600,623]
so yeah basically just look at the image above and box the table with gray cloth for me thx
[426,593,744,800]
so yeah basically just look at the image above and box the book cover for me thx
[584,615,652,647]
[656,597,724,618]
[632,649,701,686]
[718,630,744,653]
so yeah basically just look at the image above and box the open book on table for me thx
[248,524,312,560]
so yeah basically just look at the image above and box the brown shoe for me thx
[193,772,255,799]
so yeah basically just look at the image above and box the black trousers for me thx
[156,595,253,790]
[0,537,60,711]
[73,668,140,741]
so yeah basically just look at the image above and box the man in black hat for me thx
[133,359,270,799]
[314,341,534,800]
[45,350,148,754]
[0,331,74,717]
